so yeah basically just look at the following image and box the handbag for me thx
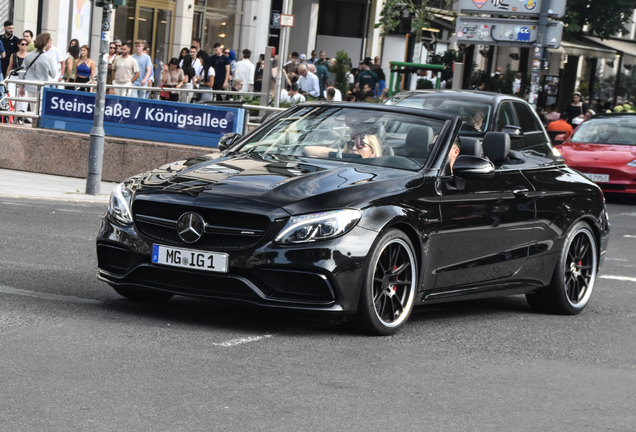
[159,86,172,99]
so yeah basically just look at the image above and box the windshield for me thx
[571,117,636,145]
[237,106,447,170]
[385,94,492,136]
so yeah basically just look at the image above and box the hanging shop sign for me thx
[458,0,566,18]
[455,17,563,48]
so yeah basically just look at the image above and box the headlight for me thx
[552,147,562,158]
[627,159,636,167]
[108,181,134,225]
[274,209,362,244]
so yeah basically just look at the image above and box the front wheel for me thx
[355,229,418,335]
[526,221,598,315]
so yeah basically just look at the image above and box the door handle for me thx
[513,189,529,197]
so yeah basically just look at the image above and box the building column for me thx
[39,0,60,47]
[14,0,39,35]
[173,0,194,59]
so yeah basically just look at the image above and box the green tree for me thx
[330,50,351,99]
[563,0,636,40]
[375,0,454,64]
[429,49,463,82]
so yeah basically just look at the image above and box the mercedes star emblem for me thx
[176,212,205,243]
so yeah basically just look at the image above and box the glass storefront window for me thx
[193,0,238,54]
[203,11,235,54]
[114,0,136,44]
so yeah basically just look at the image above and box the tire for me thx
[354,229,418,335]
[111,285,174,303]
[526,221,598,315]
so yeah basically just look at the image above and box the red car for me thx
[555,113,636,194]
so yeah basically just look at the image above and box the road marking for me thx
[212,334,273,347]
[624,235,636,239]
[600,275,636,283]
[607,258,629,261]
[0,285,102,304]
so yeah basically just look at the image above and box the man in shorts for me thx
[112,42,139,97]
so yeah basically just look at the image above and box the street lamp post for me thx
[86,0,124,195]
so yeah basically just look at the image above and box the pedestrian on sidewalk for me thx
[63,39,79,89]
[74,45,96,92]
[297,64,319,98]
[211,43,231,100]
[112,41,139,97]
[23,30,35,53]
[106,42,117,95]
[6,37,28,123]
[43,36,65,83]
[22,33,57,102]
[234,49,255,93]
[161,58,186,102]
[195,55,216,102]
[131,39,152,98]
[0,20,19,79]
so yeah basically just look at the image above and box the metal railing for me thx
[0,77,286,133]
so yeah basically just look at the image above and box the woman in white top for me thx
[194,56,216,102]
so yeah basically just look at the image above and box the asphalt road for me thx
[1,195,635,431]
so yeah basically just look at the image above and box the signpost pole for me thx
[86,4,113,196]
[529,0,551,106]
[274,0,293,108]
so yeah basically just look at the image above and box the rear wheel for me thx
[111,285,174,303]
[355,229,418,336]
[526,221,597,314]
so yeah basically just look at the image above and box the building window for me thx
[193,0,238,55]
[318,0,366,39]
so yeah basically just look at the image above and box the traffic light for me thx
[94,0,126,8]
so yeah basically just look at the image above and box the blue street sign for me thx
[40,88,245,147]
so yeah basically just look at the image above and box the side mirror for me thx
[218,132,242,151]
[501,125,524,138]
[453,155,495,180]
[555,133,566,142]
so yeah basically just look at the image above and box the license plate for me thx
[583,173,610,183]
[152,245,228,273]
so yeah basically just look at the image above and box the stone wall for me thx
[0,125,214,183]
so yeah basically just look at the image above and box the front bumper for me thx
[96,213,377,313]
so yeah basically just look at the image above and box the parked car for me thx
[555,113,636,194]
[97,103,609,335]
[384,90,557,158]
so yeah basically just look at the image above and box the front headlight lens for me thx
[108,181,134,225]
[274,209,362,244]
[552,147,562,158]
[627,159,636,167]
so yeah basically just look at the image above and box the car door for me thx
[433,168,536,290]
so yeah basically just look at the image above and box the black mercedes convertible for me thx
[96,103,609,335]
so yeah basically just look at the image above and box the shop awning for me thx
[581,36,636,65]
[561,40,617,60]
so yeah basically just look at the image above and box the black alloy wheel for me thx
[526,221,597,314]
[355,229,417,335]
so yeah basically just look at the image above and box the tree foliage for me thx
[563,0,636,40]
[375,0,454,63]
[330,50,351,98]
[429,49,462,81]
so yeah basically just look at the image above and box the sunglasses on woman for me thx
[346,133,369,150]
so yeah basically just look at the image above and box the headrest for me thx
[376,123,387,144]
[405,126,434,159]
[482,132,510,163]
[459,137,484,158]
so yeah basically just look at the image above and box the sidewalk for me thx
[0,169,115,203]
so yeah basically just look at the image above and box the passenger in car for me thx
[466,107,486,132]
